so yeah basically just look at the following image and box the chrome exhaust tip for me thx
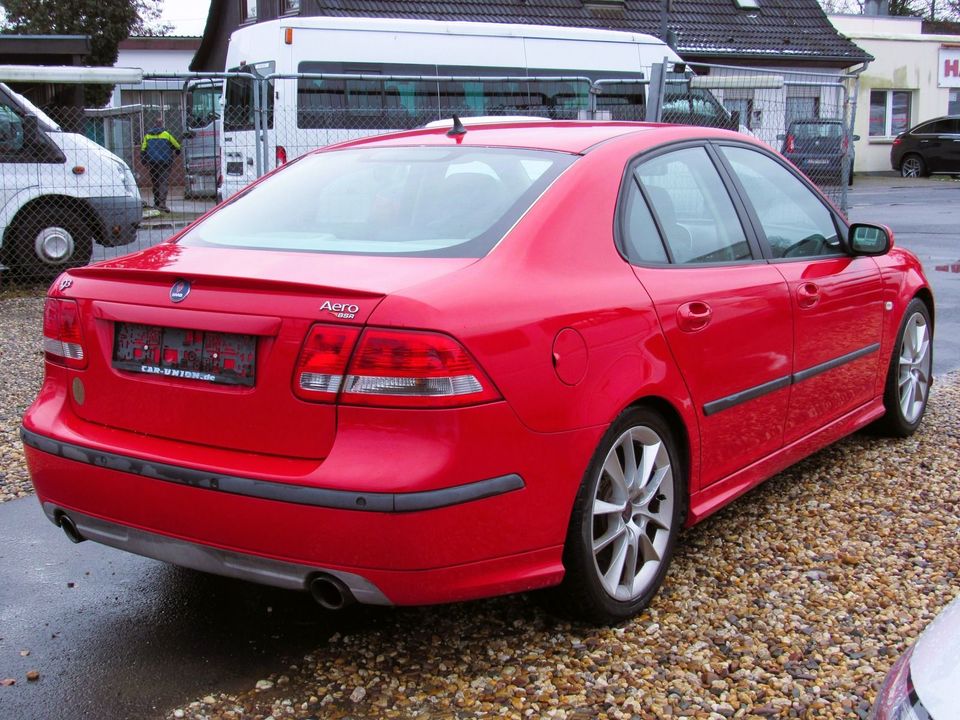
[309,574,355,610]
[57,513,86,544]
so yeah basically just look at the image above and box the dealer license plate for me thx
[112,322,256,387]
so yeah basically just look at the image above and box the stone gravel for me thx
[164,374,960,720]
[1,289,957,719]
[0,287,45,503]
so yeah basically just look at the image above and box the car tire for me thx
[900,154,927,178]
[873,298,933,437]
[10,207,93,281]
[550,407,685,624]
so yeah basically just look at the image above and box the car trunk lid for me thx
[64,244,475,460]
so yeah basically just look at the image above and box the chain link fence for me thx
[0,62,857,282]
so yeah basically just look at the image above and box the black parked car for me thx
[779,119,857,186]
[891,115,960,178]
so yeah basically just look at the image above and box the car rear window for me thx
[179,146,576,258]
[791,122,844,139]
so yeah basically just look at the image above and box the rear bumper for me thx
[21,399,601,605]
[40,501,392,604]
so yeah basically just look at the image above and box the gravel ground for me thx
[0,287,45,503]
[1,290,957,719]
[164,374,960,720]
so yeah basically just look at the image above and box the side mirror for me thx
[182,130,195,139]
[849,223,892,256]
[852,134,861,141]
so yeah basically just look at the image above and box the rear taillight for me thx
[785,135,795,153]
[293,325,501,408]
[343,328,501,408]
[842,136,849,152]
[293,324,361,401]
[892,136,902,146]
[276,145,287,166]
[43,297,87,369]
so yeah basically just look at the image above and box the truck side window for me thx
[0,100,25,153]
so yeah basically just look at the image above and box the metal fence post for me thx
[646,61,667,123]
[252,73,264,178]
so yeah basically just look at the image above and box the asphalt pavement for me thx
[846,175,960,376]
[0,497,373,720]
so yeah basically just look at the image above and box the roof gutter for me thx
[678,50,875,65]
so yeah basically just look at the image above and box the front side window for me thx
[869,90,911,137]
[179,146,575,258]
[720,145,840,259]
[634,147,751,264]
[0,98,25,154]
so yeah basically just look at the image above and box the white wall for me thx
[831,14,960,172]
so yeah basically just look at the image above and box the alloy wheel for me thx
[898,312,931,424]
[901,156,923,178]
[590,425,674,601]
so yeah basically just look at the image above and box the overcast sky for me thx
[160,0,213,36]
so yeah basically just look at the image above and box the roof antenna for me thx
[447,114,467,137]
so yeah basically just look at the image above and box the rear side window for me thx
[621,181,668,264]
[720,146,841,259]
[634,147,751,264]
[179,146,575,258]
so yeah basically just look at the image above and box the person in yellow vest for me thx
[140,120,182,213]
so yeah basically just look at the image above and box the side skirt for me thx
[686,398,886,526]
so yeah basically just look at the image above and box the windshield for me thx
[179,146,576,257]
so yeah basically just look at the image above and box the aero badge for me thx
[170,279,192,303]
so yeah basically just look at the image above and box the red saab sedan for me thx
[22,120,933,623]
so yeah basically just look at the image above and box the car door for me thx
[914,120,949,172]
[944,118,960,172]
[716,144,884,444]
[0,93,39,215]
[622,144,793,489]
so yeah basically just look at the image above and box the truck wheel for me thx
[13,207,93,280]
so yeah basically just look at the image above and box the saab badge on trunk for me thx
[170,279,191,303]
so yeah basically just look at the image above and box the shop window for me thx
[723,98,753,129]
[949,90,960,116]
[785,96,820,127]
[869,90,911,137]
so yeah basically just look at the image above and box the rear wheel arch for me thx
[624,395,691,517]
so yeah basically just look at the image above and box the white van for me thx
[220,17,706,200]
[0,83,141,278]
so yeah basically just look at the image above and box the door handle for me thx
[797,282,820,308]
[677,301,712,332]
